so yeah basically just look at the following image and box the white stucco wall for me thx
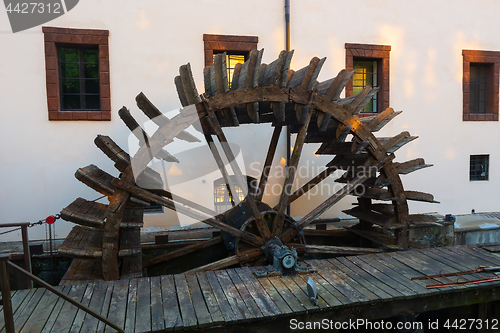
[0,0,499,241]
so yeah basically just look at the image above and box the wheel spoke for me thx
[204,105,272,240]
[256,125,282,201]
[143,236,222,268]
[272,104,314,237]
[286,167,336,205]
[185,248,262,274]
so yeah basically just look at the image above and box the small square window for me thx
[353,59,378,113]
[213,53,246,88]
[470,155,489,181]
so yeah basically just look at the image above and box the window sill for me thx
[48,110,111,121]
[463,113,499,121]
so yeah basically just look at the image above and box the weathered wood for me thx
[236,267,280,317]
[347,86,378,115]
[256,126,282,202]
[294,273,341,307]
[279,275,317,311]
[343,208,402,229]
[69,283,95,333]
[336,124,352,142]
[195,273,225,325]
[287,168,336,205]
[78,281,108,333]
[248,269,292,315]
[404,190,439,203]
[214,270,252,320]
[185,248,262,274]
[50,284,86,332]
[382,132,418,153]
[143,236,222,268]
[366,108,402,132]
[299,244,385,255]
[204,271,238,322]
[124,279,137,332]
[185,274,213,327]
[394,158,433,175]
[160,275,183,330]
[135,278,152,333]
[226,269,263,318]
[39,286,71,333]
[315,142,354,155]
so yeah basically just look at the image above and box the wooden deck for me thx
[2,245,500,332]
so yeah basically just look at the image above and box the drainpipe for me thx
[285,0,291,216]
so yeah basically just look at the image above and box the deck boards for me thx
[7,245,500,332]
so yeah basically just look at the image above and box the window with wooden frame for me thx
[203,34,258,87]
[463,50,500,121]
[345,43,390,115]
[43,27,110,120]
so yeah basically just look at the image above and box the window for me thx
[353,60,378,113]
[345,43,390,115]
[43,27,110,120]
[463,50,500,121]
[203,34,258,87]
[59,47,100,110]
[470,155,489,181]
[213,176,257,214]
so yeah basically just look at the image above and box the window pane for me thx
[84,64,99,78]
[470,155,489,181]
[84,79,100,93]
[470,64,488,114]
[353,59,378,113]
[61,63,80,78]
[59,48,79,63]
[62,94,81,110]
[61,79,80,93]
[85,95,100,110]
[83,49,98,63]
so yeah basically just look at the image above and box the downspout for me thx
[285,0,291,216]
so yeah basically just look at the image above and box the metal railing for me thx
[0,254,124,333]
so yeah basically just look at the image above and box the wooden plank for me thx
[195,273,225,325]
[174,274,198,329]
[78,281,108,333]
[366,107,402,132]
[124,279,138,333]
[343,209,401,229]
[160,275,183,331]
[214,270,252,320]
[49,283,87,332]
[308,259,367,305]
[18,287,61,333]
[236,267,280,317]
[226,269,263,318]
[387,251,457,292]
[293,273,341,308]
[266,276,307,314]
[357,255,431,296]
[347,255,417,298]
[405,190,439,203]
[324,259,380,302]
[185,274,212,327]
[13,288,46,332]
[135,278,152,333]
[40,286,72,333]
[327,258,392,300]
[1,289,36,332]
[279,275,318,311]
[149,276,165,332]
[247,268,292,315]
[335,257,405,300]
[288,274,328,309]
[0,290,27,331]
[462,246,500,264]
[68,283,95,333]
[204,271,237,323]
[96,280,114,333]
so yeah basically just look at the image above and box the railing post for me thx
[20,226,32,289]
[0,255,15,333]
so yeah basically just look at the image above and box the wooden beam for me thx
[286,167,336,205]
[184,248,262,274]
[256,126,282,201]
[142,237,222,268]
[295,244,385,255]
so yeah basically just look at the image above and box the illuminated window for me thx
[353,60,378,113]
[345,43,390,115]
[213,53,246,87]
[213,176,257,214]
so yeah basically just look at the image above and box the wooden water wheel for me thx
[58,49,437,281]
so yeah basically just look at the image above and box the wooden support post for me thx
[0,255,14,333]
[21,225,32,289]
[256,126,282,201]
